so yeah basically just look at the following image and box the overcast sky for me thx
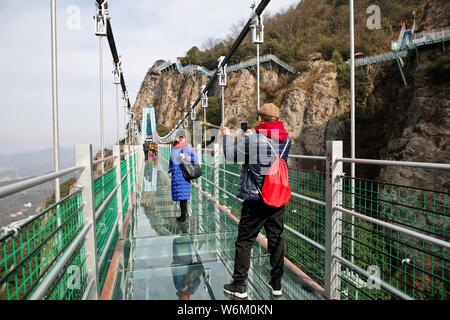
[0,0,300,155]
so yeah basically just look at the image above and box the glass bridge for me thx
[111,161,324,300]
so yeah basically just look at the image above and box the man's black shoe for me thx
[269,279,282,297]
[223,281,248,299]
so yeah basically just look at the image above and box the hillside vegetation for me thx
[180,0,421,70]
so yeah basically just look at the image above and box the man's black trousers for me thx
[232,200,284,283]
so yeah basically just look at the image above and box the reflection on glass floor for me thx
[112,162,324,300]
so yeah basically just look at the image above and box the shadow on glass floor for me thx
[112,162,324,300]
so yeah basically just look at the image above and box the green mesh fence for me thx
[129,156,134,193]
[202,150,328,287]
[158,144,172,175]
[0,190,84,300]
[121,177,129,218]
[170,143,449,300]
[338,177,449,300]
[95,193,118,263]
[219,162,242,218]
[120,159,127,177]
[94,168,117,211]
[285,168,326,286]
[98,228,118,291]
[202,153,215,195]
[120,156,131,218]
[45,243,88,300]
[95,191,118,292]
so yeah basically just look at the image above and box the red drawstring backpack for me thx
[260,137,291,208]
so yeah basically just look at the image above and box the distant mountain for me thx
[0,147,76,228]
[0,147,74,178]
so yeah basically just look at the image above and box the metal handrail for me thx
[219,167,240,178]
[0,166,83,199]
[29,222,92,300]
[95,184,120,219]
[0,204,85,286]
[158,53,296,77]
[333,254,413,300]
[292,191,326,207]
[82,279,95,300]
[93,155,117,166]
[216,184,243,203]
[213,180,326,253]
[335,206,450,250]
[284,224,325,252]
[0,189,82,241]
[289,154,326,161]
[121,169,130,183]
[337,157,450,170]
[98,216,119,268]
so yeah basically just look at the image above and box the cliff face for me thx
[133,57,348,161]
[134,65,208,131]
[378,48,450,192]
[281,59,348,158]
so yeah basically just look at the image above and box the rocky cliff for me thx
[134,64,208,131]
[133,48,449,179]
[133,56,349,162]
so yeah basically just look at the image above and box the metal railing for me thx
[0,145,141,300]
[159,141,450,300]
[408,26,450,49]
[390,26,450,52]
[355,51,408,67]
[158,53,296,77]
[334,152,449,300]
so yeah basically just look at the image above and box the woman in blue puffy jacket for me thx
[169,135,198,222]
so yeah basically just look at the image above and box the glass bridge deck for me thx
[112,162,324,300]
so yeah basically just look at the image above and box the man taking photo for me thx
[220,103,291,299]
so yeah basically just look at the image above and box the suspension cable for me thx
[157,0,271,143]
[95,0,133,123]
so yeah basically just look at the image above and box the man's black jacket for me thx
[223,133,291,201]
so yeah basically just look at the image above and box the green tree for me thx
[332,50,347,79]
[156,124,171,137]
[206,96,221,126]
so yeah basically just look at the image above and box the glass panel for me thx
[112,161,324,301]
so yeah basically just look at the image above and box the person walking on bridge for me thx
[168,134,198,223]
[220,103,291,299]
[143,140,150,161]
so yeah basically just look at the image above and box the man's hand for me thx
[220,127,231,136]
[179,153,186,160]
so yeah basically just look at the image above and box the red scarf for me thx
[255,121,289,141]
[174,140,188,148]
